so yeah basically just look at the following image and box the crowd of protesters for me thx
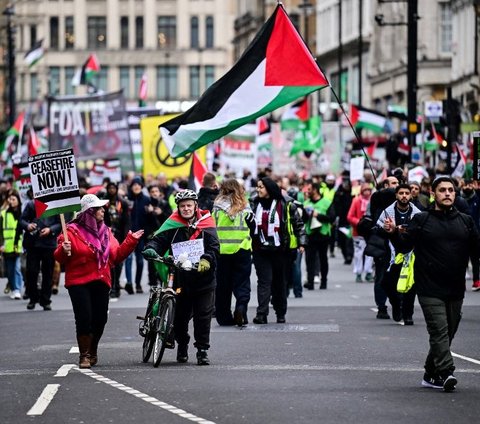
[2,163,479,389]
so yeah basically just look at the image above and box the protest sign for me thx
[29,148,81,218]
[171,239,204,264]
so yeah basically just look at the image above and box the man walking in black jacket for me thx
[384,176,480,392]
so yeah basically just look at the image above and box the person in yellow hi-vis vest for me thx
[212,179,255,326]
[0,191,23,300]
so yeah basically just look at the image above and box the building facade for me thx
[11,0,235,115]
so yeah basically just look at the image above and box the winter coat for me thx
[20,200,61,249]
[391,208,480,300]
[54,227,139,289]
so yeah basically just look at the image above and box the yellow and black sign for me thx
[140,115,206,179]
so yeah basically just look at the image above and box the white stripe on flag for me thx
[359,111,386,128]
[161,59,282,153]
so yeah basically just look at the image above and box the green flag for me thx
[289,115,323,156]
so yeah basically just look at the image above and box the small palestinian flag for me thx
[281,97,309,130]
[1,112,25,161]
[188,152,208,192]
[160,5,328,158]
[28,126,41,156]
[24,40,45,68]
[349,104,387,133]
[72,54,101,86]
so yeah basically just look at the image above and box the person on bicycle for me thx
[142,189,219,365]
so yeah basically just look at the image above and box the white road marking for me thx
[77,367,216,424]
[452,352,480,366]
[69,346,79,354]
[54,364,76,377]
[27,384,60,416]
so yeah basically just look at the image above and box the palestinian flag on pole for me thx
[188,151,208,192]
[281,97,309,130]
[349,104,386,133]
[24,39,45,68]
[1,112,25,161]
[160,4,328,158]
[72,54,101,86]
[28,126,41,156]
[452,144,467,178]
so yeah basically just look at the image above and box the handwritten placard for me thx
[171,239,204,264]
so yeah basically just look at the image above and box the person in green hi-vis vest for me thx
[303,182,336,290]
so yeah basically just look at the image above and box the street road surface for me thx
[1,252,480,424]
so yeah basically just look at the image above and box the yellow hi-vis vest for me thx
[213,209,252,255]
[1,210,21,254]
[286,203,298,249]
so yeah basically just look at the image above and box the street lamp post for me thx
[3,4,16,127]
[406,0,418,163]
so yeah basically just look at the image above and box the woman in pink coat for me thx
[54,194,144,369]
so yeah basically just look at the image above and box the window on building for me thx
[204,65,215,89]
[156,65,177,100]
[50,17,59,50]
[158,16,176,48]
[439,2,452,54]
[205,16,214,48]
[19,73,25,101]
[120,66,130,98]
[30,25,37,48]
[331,70,349,103]
[87,16,107,49]
[65,66,75,95]
[65,16,74,49]
[289,13,300,33]
[30,73,38,100]
[92,66,108,92]
[135,16,144,48]
[190,66,200,99]
[49,67,60,95]
[190,16,199,48]
[134,66,145,99]
[120,16,129,48]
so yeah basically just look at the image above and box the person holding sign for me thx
[54,194,144,369]
[142,189,219,366]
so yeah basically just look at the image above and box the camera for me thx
[30,228,39,237]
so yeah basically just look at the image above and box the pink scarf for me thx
[70,209,110,269]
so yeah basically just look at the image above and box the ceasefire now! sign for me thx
[29,148,81,218]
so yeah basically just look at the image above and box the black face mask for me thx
[326,183,335,189]
[463,188,473,196]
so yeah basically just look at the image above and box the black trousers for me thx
[26,247,55,306]
[382,263,417,319]
[215,249,252,325]
[68,281,110,337]
[174,288,214,350]
[305,236,329,284]
[253,249,288,317]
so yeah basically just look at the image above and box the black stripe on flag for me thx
[36,190,80,203]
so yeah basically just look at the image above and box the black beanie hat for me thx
[130,176,144,187]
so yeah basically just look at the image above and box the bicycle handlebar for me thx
[148,255,199,271]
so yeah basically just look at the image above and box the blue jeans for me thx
[125,253,133,284]
[5,255,21,292]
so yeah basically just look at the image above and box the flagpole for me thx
[330,88,379,187]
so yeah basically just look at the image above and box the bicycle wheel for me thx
[153,297,174,367]
[142,315,155,363]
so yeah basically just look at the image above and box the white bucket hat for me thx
[80,194,108,213]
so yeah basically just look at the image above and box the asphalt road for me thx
[1,251,480,424]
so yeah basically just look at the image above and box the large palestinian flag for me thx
[160,5,328,158]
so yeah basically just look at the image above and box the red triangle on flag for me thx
[265,7,328,87]
[34,199,48,218]
[295,98,309,121]
[349,104,360,126]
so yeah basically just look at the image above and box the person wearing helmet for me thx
[142,189,219,365]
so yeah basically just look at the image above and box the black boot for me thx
[177,345,188,363]
[89,333,102,366]
[196,349,210,366]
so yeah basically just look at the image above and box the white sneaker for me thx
[13,290,21,299]
[313,275,320,284]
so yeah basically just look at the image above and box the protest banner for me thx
[29,148,81,218]
[473,132,480,181]
[48,90,134,175]
[140,115,206,179]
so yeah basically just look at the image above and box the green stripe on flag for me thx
[41,204,81,218]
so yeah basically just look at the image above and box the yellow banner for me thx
[140,115,206,180]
